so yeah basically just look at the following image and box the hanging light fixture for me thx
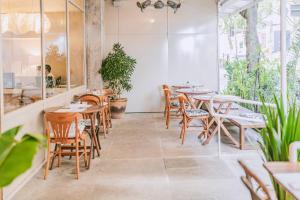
[1,0,51,35]
[137,0,181,13]
[1,13,51,34]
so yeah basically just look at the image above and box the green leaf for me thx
[0,134,42,187]
[0,126,45,188]
[0,126,22,167]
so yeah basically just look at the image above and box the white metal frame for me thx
[280,0,288,111]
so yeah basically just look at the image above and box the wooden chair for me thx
[163,88,180,129]
[102,88,113,128]
[44,112,88,180]
[178,94,209,145]
[79,94,108,140]
[238,160,273,200]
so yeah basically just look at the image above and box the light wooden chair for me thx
[163,88,180,129]
[238,160,273,200]
[178,94,209,145]
[44,112,88,180]
[102,88,113,128]
[79,94,108,140]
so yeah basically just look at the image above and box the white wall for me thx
[104,0,218,112]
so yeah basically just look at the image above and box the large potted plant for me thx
[259,97,300,200]
[99,43,136,119]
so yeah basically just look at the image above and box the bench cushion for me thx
[186,109,209,117]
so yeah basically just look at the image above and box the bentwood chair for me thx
[163,88,180,129]
[79,94,108,140]
[102,88,113,128]
[178,94,209,145]
[44,112,88,180]
[238,160,273,200]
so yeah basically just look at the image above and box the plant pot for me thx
[110,98,127,119]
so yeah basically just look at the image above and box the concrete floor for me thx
[13,113,269,200]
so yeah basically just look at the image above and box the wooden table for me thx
[45,104,105,168]
[264,162,300,200]
[194,95,241,147]
[176,88,214,109]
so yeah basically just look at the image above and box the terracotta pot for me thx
[110,98,127,119]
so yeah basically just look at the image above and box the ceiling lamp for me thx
[137,0,181,13]
[1,13,51,35]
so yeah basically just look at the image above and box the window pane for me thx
[69,3,84,88]
[219,0,281,105]
[1,0,42,113]
[287,1,300,101]
[44,0,67,97]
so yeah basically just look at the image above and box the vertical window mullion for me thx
[41,0,46,100]
[66,0,71,91]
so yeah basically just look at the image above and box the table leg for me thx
[91,115,100,158]
[240,126,245,150]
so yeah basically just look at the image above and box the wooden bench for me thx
[227,103,265,150]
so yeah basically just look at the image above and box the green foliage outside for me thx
[223,58,280,106]
[99,43,137,99]
[260,96,300,200]
[0,126,46,188]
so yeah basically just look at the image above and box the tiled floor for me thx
[13,113,269,200]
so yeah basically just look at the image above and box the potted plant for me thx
[99,43,136,119]
[259,96,300,200]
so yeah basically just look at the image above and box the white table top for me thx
[55,104,92,113]
[274,173,300,199]
[193,94,241,102]
[176,88,214,95]
[264,162,300,200]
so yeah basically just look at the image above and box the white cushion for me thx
[50,119,87,138]
[186,109,209,117]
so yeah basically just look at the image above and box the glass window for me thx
[219,0,281,106]
[69,2,84,88]
[287,1,300,101]
[44,0,67,97]
[1,0,42,113]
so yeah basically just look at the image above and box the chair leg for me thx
[50,144,57,170]
[181,121,187,145]
[166,108,170,129]
[83,139,88,168]
[44,143,51,180]
[102,110,107,138]
[180,117,187,144]
[75,142,80,179]
[57,144,62,168]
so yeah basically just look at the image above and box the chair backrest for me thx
[102,88,113,95]
[162,84,170,90]
[163,88,171,106]
[238,160,272,200]
[44,112,80,143]
[79,94,101,106]
[178,94,188,113]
